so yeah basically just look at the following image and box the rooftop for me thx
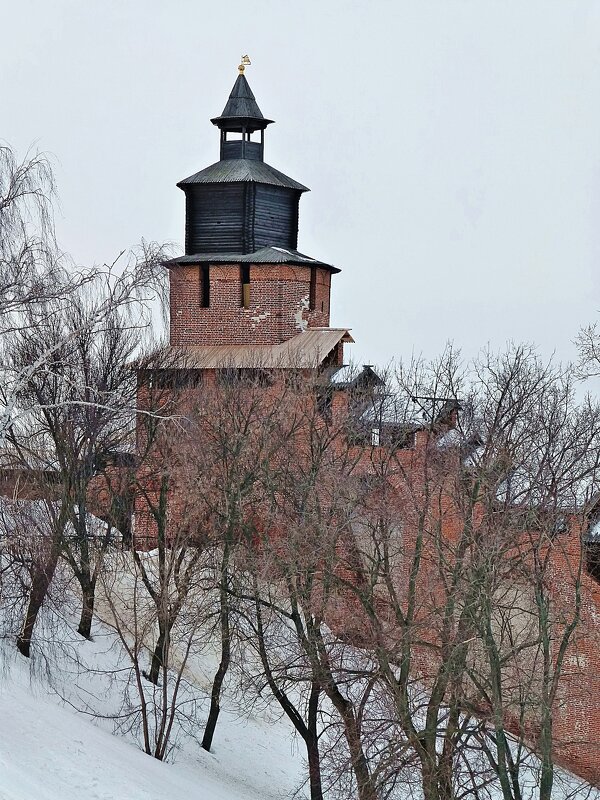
[210,73,273,130]
[163,246,340,273]
[141,329,354,371]
[177,159,308,191]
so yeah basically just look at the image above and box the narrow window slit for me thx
[200,265,210,308]
[241,264,250,308]
[309,266,316,311]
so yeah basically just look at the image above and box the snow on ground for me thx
[0,576,598,800]
[0,615,307,800]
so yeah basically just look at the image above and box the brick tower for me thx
[162,63,353,366]
[132,65,355,547]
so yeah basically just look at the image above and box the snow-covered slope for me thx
[0,677,228,800]
[0,600,598,800]
[0,621,306,800]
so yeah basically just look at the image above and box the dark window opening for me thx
[348,418,417,450]
[316,386,333,423]
[321,343,342,370]
[217,368,273,387]
[153,369,204,390]
[200,265,210,308]
[586,541,600,584]
[309,267,317,311]
[284,370,303,391]
[138,369,204,392]
[242,368,273,386]
[241,264,250,308]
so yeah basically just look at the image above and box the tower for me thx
[163,63,353,364]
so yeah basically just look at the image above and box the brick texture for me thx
[133,251,600,788]
[169,263,331,346]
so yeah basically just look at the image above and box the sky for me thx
[2,0,600,369]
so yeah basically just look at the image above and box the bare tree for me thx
[335,347,600,800]
[0,223,170,652]
[1,277,145,645]
[166,369,307,753]
[99,538,207,761]
[0,144,67,325]
[455,348,600,800]
[0,496,70,657]
[234,370,383,800]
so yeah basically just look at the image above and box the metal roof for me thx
[143,329,354,371]
[210,74,273,127]
[330,364,385,389]
[177,159,308,192]
[163,246,340,273]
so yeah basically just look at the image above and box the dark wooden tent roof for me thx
[177,159,308,192]
[211,74,273,130]
[175,71,328,261]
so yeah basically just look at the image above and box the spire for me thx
[211,62,273,133]
[218,74,265,122]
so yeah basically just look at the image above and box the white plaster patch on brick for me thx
[250,310,270,329]
[294,296,310,331]
[567,652,589,670]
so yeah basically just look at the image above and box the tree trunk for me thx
[297,614,376,800]
[201,642,230,752]
[202,564,231,752]
[17,548,59,658]
[252,587,324,799]
[77,573,96,639]
[307,681,323,800]
[538,693,554,800]
[147,621,168,686]
[321,675,376,800]
[306,736,323,800]
[337,704,377,800]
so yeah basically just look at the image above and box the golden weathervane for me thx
[238,55,251,74]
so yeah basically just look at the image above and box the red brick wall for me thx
[169,263,331,347]
[130,370,600,787]
[149,241,600,785]
[546,539,600,786]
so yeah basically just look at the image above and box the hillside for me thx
[0,617,306,800]
[1,610,599,800]
[0,576,599,800]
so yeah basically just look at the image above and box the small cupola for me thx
[211,57,273,162]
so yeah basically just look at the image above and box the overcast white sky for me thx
[2,1,600,368]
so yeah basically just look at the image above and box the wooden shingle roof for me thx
[142,329,354,371]
[177,159,308,192]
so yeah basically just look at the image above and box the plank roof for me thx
[142,329,354,371]
[177,159,308,192]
